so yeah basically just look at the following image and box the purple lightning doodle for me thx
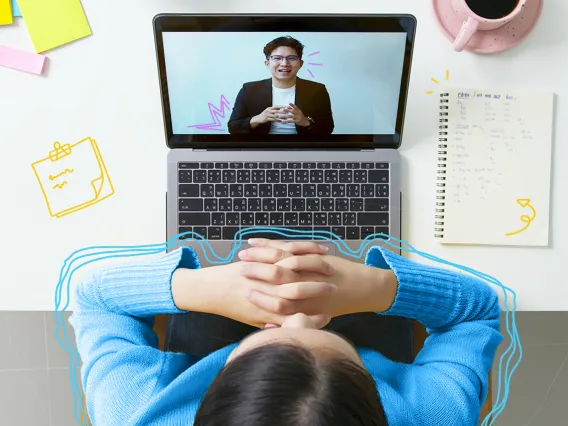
[188,95,232,132]
[305,51,323,79]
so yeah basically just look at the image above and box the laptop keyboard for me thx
[177,162,390,240]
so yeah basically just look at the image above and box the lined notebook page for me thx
[438,88,554,246]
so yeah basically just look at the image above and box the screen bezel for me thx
[153,14,417,149]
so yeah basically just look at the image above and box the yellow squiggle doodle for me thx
[52,181,68,190]
[506,198,536,236]
[49,168,74,181]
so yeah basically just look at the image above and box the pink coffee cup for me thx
[452,0,528,51]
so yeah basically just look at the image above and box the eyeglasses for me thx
[269,55,300,63]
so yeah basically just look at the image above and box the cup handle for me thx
[454,17,480,52]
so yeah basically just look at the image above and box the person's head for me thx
[263,36,304,86]
[194,313,387,426]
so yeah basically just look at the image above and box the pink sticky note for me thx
[0,45,47,74]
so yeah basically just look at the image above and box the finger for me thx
[240,262,297,284]
[247,289,295,315]
[276,255,335,275]
[238,247,293,263]
[272,281,337,300]
[310,314,332,329]
[289,103,298,110]
[248,239,329,255]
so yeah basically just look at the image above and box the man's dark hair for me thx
[194,343,388,426]
[263,36,305,59]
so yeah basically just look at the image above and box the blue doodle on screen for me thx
[53,228,520,425]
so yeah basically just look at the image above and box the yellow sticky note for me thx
[17,0,91,53]
[0,0,13,25]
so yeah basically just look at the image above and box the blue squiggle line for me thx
[54,228,520,425]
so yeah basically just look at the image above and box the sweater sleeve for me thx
[365,247,504,426]
[68,247,201,425]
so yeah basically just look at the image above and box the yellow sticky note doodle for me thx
[426,69,450,95]
[0,0,13,25]
[506,198,536,237]
[31,137,114,218]
[16,0,92,53]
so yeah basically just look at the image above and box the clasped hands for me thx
[176,239,394,329]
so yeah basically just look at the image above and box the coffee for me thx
[465,0,520,20]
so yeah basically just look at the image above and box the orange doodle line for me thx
[52,181,68,190]
[49,169,74,181]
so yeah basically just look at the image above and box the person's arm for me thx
[69,248,202,425]
[297,85,334,135]
[228,85,255,134]
[364,247,504,426]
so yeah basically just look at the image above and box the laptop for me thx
[153,13,416,264]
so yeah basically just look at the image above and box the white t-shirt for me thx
[269,85,297,134]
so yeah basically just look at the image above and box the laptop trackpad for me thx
[231,241,336,262]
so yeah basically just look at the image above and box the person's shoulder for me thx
[242,79,271,90]
[297,78,327,91]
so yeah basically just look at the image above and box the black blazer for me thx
[228,78,334,135]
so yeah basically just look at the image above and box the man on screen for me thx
[228,36,334,135]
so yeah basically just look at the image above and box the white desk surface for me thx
[0,0,566,311]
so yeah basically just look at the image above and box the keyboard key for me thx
[237,170,250,183]
[179,199,203,212]
[306,198,320,211]
[332,184,345,197]
[194,227,208,239]
[244,184,258,197]
[310,170,324,183]
[303,184,316,197]
[222,170,236,183]
[292,199,306,211]
[208,170,221,183]
[281,170,294,183]
[332,162,345,169]
[328,213,341,226]
[325,170,338,183]
[274,162,287,169]
[299,213,313,226]
[218,199,232,211]
[368,170,389,183]
[354,170,367,183]
[358,213,389,226]
[288,184,302,197]
[317,184,331,197]
[230,184,243,197]
[263,198,277,211]
[364,199,389,212]
[343,213,356,226]
[226,213,239,226]
[244,162,258,169]
[179,213,210,226]
[193,170,207,183]
[339,170,352,183]
[252,170,265,183]
[179,184,199,197]
[289,162,302,169]
[331,226,346,239]
[321,198,334,211]
[259,162,272,169]
[296,170,309,183]
[284,213,298,226]
[350,199,364,211]
[267,170,280,183]
[336,199,349,211]
[179,162,199,169]
[178,226,192,239]
[201,184,214,197]
[314,213,327,225]
[259,184,272,197]
[223,227,240,240]
[234,199,247,211]
[200,163,214,169]
[274,184,287,197]
[362,184,375,198]
[230,162,243,169]
[376,163,389,169]
[215,163,229,169]
[314,226,331,235]
[361,226,374,239]
[255,213,269,226]
[214,184,228,197]
[241,213,254,226]
[179,170,192,183]
[317,162,331,169]
[270,213,283,226]
[303,163,316,169]
[277,198,291,211]
[204,199,217,211]
[347,184,360,198]
[346,227,360,240]
[208,227,222,240]
[212,213,225,226]
[375,226,390,238]
[346,162,359,169]
[248,198,262,211]
[361,163,374,169]
[376,184,389,197]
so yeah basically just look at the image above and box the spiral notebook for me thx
[435,88,554,246]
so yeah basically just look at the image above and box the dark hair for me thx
[263,36,305,59]
[194,343,387,426]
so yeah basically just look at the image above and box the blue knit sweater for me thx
[69,246,503,426]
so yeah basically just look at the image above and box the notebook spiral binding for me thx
[435,93,450,239]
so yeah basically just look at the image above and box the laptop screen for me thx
[154,15,416,148]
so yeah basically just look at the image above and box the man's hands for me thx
[172,241,337,329]
[250,103,311,129]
